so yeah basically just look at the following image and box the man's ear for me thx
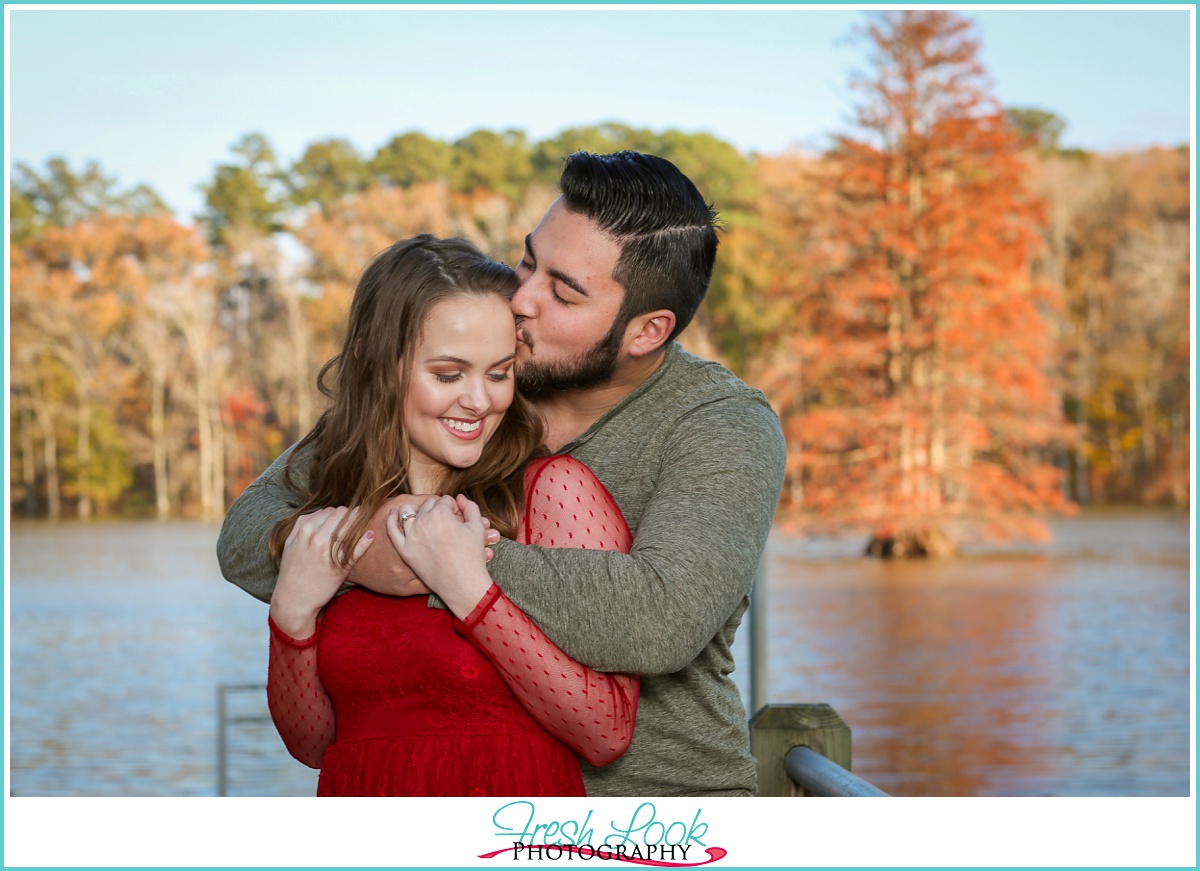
[623,309,676,358]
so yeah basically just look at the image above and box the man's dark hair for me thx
[559,151,719,344]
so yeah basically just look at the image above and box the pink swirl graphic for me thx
[478,845,727,866]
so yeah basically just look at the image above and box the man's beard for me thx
[515,317,625,400]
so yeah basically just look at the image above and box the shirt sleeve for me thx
[485,397,787,675]
[266,615,335,769]
[452,455,640,767]
[217,443,310,604]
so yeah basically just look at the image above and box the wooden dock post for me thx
[749,703,853,796]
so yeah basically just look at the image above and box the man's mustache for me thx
[515,318,533,350]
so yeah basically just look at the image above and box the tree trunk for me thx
[865,527,958,558]
[929,305,946,512]
[284,286,312,435]
[211,399,227,518]
[76,397,92,521]
[151,370,170,519]
[196,369,214,518]
[33,392,61,521]
[21,405,38,517]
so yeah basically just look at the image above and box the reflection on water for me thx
[9,521,316,796]
[8,509,1191,796]
[758,508,1191,796]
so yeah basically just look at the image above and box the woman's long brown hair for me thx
[268,235,545,568]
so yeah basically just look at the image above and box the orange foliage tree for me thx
[10,112,1187,520]
[785,11,1076,555]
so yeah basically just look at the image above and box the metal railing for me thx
[785,745,889,797]
[216,682,274,797]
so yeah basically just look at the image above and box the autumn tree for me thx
[370,132,455,188]
[198,132,287,245]
[1041,147,1192,504]
[451,129,534,201]
[14,121,1184,521]
[530,123,660,186]
[790,11,1074,555]
[1006,106,1067,154]
[287,137,371,212]
[10,187,167,519]
[12,157,165,237]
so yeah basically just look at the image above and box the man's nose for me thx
[510,280,536,318]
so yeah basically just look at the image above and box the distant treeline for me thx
[10,12,1189,553]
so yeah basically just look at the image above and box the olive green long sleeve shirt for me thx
[217,342,787,796]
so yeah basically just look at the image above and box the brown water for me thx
[7,508,1192,796]
[755,508,1192,796]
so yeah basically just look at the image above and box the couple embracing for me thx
[217,150,787,798]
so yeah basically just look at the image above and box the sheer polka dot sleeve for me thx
[454,455,640,767]
[267,615,336,769]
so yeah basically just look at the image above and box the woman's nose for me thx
[459,379,490,416]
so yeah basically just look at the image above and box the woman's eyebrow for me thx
[426,353,516,367]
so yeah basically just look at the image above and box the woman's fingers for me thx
[385,496,489,559]
[348,529,376,566]
[385,501,420,550]
[458,495,483,528]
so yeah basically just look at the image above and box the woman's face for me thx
[403,293,517,486]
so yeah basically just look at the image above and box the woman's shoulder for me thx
[522,454,602,492]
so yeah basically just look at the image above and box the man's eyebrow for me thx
[549,267,589,298]
[525,233,589,298]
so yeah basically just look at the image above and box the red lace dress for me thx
[267,455,639,796]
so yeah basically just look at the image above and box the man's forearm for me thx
[345,496,428,595]
[487,400,787,675]
[487,543,747,674]
[217,445,305,603]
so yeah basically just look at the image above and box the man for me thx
[218,151,787,797]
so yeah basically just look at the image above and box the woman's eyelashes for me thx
[433,369,511,384]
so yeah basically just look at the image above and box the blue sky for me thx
[7,6,1194,222]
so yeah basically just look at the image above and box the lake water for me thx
[7,509,1192,797]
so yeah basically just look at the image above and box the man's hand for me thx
[346,493,500,597]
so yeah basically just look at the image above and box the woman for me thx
[266,235,639,796]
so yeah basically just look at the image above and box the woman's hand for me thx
[271,506,374,638]
[385,495,495,620]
